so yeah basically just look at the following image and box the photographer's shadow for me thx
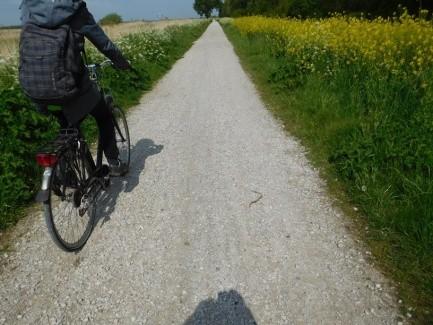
[95,138,163,226]
[184,290,258,325]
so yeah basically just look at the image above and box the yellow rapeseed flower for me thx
[233,15,433,79]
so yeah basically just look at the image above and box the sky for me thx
[0,0,199,26]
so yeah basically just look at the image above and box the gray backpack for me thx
[19,23,82,104]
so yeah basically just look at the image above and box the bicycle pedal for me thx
[103,177,111,189]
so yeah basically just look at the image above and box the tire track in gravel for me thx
[0,22,399,325]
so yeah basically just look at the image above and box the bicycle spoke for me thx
[72,155,83,184]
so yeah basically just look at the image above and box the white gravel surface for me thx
[0,22,399,324]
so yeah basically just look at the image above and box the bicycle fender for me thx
[35,168,53,203]
[36,190,50,203]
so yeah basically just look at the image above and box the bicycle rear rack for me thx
[38,129,80,155]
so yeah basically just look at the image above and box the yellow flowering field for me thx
[234,15,433,83]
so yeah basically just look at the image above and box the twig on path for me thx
[249,190,263,208]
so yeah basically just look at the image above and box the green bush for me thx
[0,65,57,227]
[99,13,123,26]
[0,21,210,229]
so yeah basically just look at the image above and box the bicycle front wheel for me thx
[44,145,96,252]
[112,106,131,170]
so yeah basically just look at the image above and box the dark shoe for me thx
[108,159,128,177]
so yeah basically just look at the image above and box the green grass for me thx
[222,23,433,323]
[0,21,210,230]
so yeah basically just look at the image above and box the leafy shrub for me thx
[0,63,57,227]
[99,13,123,26]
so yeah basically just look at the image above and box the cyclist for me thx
[20,0,131,176]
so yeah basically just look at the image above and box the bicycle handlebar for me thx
[86,60,113,70]
[97,60,114,68]
[86,59,134,83]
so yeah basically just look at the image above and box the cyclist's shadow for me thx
[95,138,163,226]
[184,290,258,325]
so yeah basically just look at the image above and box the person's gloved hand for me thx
[115,58,132,71]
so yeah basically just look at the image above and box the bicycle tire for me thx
[44,145,96,252]
[112,106,131,171]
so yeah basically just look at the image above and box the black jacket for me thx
[20,0,130,123]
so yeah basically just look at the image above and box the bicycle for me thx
[35,60,131,252]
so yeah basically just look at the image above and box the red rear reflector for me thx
[36,153,58,168]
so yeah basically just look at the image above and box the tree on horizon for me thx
[194,0,223,18]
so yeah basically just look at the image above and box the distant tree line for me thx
[194,0,223,18]
[221,0,432,18]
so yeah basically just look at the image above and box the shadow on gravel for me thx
[95,138,164,226]
[184,290,258,325]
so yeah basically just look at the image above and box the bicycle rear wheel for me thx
[112,106,131,170]
[44,145,96,252]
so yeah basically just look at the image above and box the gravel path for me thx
[0,22,399,325]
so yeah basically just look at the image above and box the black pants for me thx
[89,98,119,161]
[37,98,119,161]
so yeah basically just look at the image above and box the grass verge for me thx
[222,22,433,323]
[0,21,210,230]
